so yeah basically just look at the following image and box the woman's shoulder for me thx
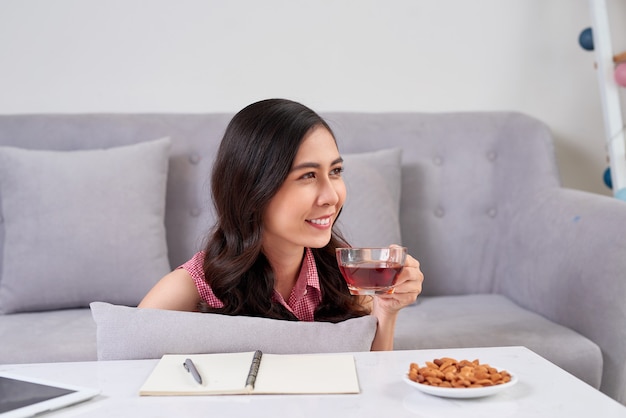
[178,251,206,275]
[137,267,199,311]
[179,251,224,308]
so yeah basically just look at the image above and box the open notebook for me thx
[139,351,360,396]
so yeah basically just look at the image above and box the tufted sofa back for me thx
[325,112,560,295]
[0,112,559,297]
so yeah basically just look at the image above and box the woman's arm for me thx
[369,300,398,351]
[365,252,424,351]
[138,269,202,311]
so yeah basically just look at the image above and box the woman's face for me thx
[262,126,346,256]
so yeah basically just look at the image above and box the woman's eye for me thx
[297,167,343,181]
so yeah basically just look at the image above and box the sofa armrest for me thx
[496,187,626,402]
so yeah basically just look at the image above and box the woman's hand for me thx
[368,247,424,351]
[374,251,423,316]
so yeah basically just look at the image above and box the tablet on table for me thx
[0,372,100,418]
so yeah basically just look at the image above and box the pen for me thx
[183,358,203,384]
[245,350,263,390]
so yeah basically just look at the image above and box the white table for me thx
[2,346,625,417]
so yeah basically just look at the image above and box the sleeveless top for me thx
[178,248,322,321]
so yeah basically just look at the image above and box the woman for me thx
[139,98,424,350]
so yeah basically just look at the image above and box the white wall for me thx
[1,0,625,195]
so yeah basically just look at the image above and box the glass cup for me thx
[336,247,408,295]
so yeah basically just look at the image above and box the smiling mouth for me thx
[307,217,332,226]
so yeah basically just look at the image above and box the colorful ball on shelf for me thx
[616,188,626,202]
[615,63,626,87]
[579,27,594,51]
[603,167,613,189]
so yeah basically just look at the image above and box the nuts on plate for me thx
[408,358,512,388]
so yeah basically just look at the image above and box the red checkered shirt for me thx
[178,248,322,321]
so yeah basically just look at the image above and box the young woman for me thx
[139,98,424,350]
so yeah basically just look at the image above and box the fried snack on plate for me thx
[408,358,512,388]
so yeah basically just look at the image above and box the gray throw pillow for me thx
[90,302,378,360]
[0,138,172,314]
[339,148,403,246]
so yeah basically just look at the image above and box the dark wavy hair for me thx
[200,99,367,322]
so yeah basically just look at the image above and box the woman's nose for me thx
[317,176,340,206]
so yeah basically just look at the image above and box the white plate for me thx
[403,371,518,399]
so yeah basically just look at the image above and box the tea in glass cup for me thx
[336,247,407,295]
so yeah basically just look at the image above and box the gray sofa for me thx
[1,112,625,404]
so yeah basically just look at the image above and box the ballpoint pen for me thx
[183,358,203,384]
[245,350,263,390]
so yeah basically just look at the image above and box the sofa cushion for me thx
[90,302,378,360]
[339,148,402,247]
[394,294,603,389]
[0,138,172,314]
[0,308,97,363]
